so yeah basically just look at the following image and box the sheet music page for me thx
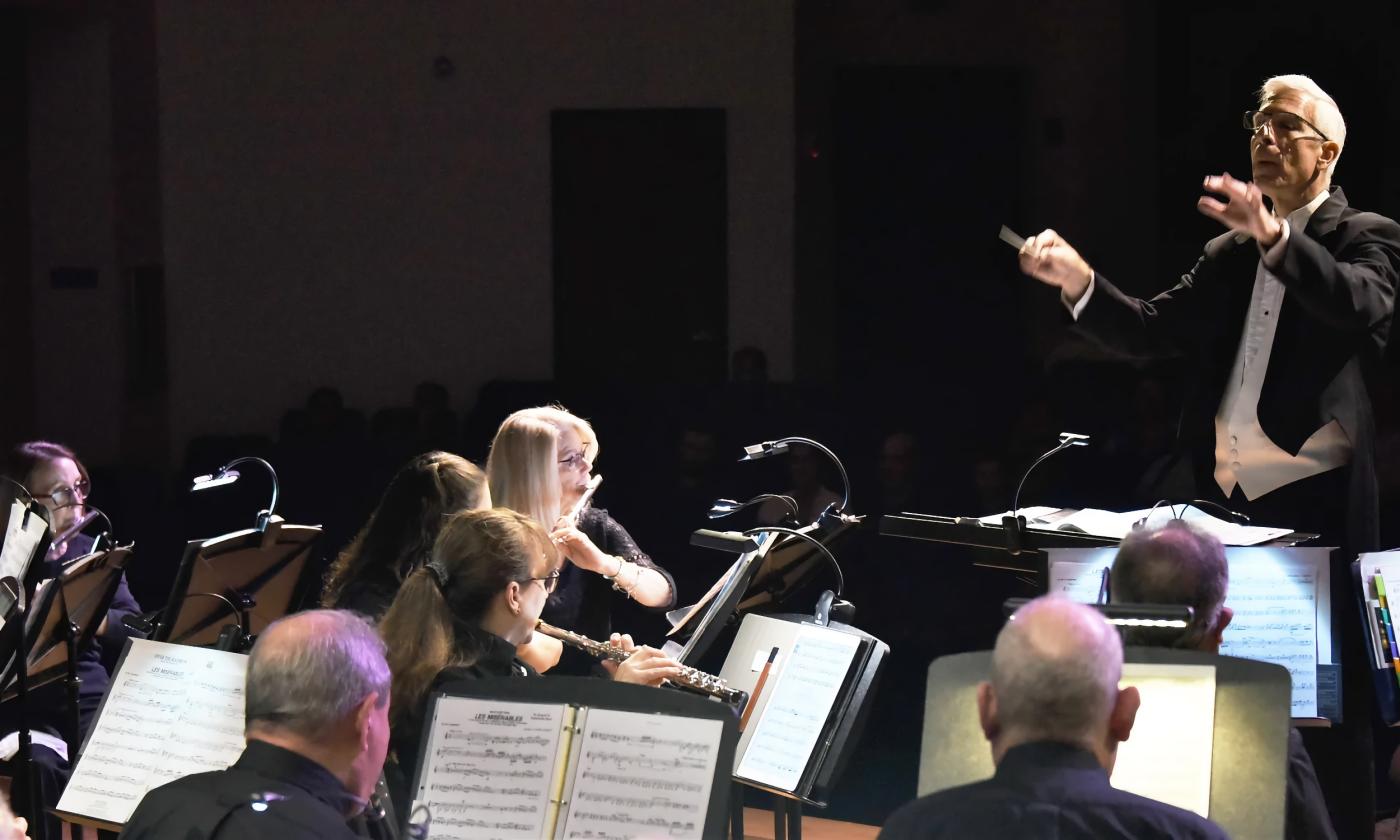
[1046,553,1114,603]
[561,707,722,840]
[735,626,860,792]
[56,639,247,824]
[1112,663,1216,817]
[412,697,565,840]
[0,499,44,592]
[1218,548,1321,717]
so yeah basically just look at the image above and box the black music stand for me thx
[714,612,887,840]
[153,516,320,651]
[918,647,1291,839]
[667,522,854,668]
[0,547,128,840]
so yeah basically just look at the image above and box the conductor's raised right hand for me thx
[609,645,684,688]
[1018,229,1094,303]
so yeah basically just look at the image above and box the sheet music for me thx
[561,707,721,840]
[1218,549,1321,717]
[1047,555,1113,602]
[56,639,248,824]
[413,697,564,840]
[1,500,45,611]
[735,626,860,792]
[1112,663,1216,817]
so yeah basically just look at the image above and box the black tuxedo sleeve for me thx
[1273,211,1400,348]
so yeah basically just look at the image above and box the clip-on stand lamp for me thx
[1002,432,1090,554]
[190,456,280,534]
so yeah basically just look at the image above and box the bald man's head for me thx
[978,596,1139,768]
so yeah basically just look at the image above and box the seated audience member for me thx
[321,450,490,618]
[121,610,391,839]
[879,595,1228,840]
[377,508,682,810]
[1,441,141,838]
[1111,521,1334,840]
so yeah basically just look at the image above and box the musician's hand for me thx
[1018,229,1093,302]
[1197,173,1283,247]
[610,646,684,688]
[516,633,563,673]
[598,633,636,678]
[549,522,613,574]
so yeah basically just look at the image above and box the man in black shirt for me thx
[1111,521,1335,840]
[122,610,392,839]
[879,596,1228,840]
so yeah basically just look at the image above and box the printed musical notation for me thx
[561,707,720,840]
[736,626,860,792]
[416,698,564,840]
[55,639,249,825]
[1218,549,1325,717]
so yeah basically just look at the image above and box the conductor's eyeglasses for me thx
[1243,110,1329,142]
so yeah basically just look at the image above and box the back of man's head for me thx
[1111,521,1229,650]
[982,595,1134,764]
[246,609,391,740]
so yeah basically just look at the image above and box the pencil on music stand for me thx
[739,647,780,731]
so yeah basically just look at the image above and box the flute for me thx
[563,474,603,525]
[535,620,748,706]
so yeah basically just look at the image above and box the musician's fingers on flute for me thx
[607,632,637,654]
[613,648,684,687]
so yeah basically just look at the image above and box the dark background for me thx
[3,0,1400,825]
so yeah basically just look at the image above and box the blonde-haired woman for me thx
[487,406,676,675]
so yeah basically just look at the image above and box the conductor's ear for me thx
[976,681,1000,742]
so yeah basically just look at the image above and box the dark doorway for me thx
[552,109,727,383]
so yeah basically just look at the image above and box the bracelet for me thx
[610,559,640,598]
[602,556,625,580]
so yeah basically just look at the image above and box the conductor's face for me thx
[1249,92,1330,199]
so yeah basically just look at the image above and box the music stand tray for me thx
[154,516,320,647]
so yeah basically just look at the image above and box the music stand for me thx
[667,522,855,667]
[715,612,888,840]
[0,496,52,603]
[153,516,320,650]
[918,647,1291,839]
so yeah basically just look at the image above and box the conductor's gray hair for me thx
[991,597,1122,748]
[1260,74,1346,174]
[245,609,391,737]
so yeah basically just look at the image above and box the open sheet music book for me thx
[1049,546,1335,721]
[410,694,725,840]
[981,505,1293,546]
[53,639,247,830]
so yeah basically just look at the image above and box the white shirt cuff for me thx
[1063,275,1095,321]
[1260,219,1291,268]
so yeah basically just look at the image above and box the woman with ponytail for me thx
[377,508,681,810]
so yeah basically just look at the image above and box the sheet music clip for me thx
[1002,514,1026,556]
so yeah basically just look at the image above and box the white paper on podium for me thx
[1047,553,1114,603]
[1113,663,1216,817]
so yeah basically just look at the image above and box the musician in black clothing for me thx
[122,610,392,840]
[377,508,681,812]
[879,596,1228,840]
[320,450,490,619]
[1,441,142,840]
[487,406,677,675]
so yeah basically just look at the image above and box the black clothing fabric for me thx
[331,580,397,622]
[541,507,676,676]
[385,632,536,815]
[1286,727,1336,840]
[877,741,1229,840]
[121,739,362,839]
